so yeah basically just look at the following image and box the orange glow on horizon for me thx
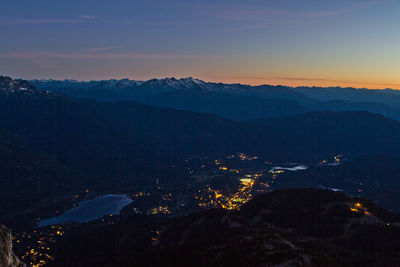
[204,77,400,90]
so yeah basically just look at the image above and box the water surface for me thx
[38,194,132,227]
[270,165,308,172]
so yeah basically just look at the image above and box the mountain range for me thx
[30,77,400,121]
[3,75,400,223]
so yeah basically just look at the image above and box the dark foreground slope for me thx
[50,189,400,267]
[0,225,25,266]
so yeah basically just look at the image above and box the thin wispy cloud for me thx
[226,19,303,32]
[302,0,392,18]
[0,50,202,60]
[87,46,124,53]
[80,15,98,20]
[0,18,81,25]
[232,0,390,20]
[180,0,392,31]
[0,15,98,25]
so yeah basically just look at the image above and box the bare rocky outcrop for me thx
[0,225,25,267]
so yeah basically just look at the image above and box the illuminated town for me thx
[12,153,344,266]
[13,226,63,267]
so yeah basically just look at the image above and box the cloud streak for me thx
[301,0,392,18]
[0,15,98,25]
[198,0,391,20]
[0,18,81,25]
[0,50,201,60]
[87,46,124,53]
[80,15,98,20]
[182,0,392,31]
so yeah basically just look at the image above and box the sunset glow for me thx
[1,0,400,89]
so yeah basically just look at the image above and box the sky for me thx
[1,0,400,89]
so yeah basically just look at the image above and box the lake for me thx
[270,165,309,172]
[38,194,133,227]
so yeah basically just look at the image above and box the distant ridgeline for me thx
[31,77,400,121]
